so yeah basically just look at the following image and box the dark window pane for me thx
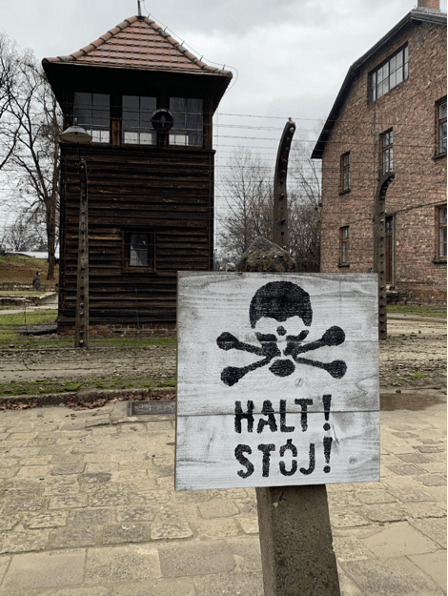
[439,226,447,257]
[123,96,139,110]
[74,92,110,143]
[439,122,447,153]
[170,97,203,146]
[141,96,157,112]
[122,95,156,145]
[130,233,148,266]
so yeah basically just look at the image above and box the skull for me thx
[217,281,347,386]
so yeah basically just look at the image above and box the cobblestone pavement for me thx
[0,394,446,595]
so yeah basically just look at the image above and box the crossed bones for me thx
[216,281,347,387]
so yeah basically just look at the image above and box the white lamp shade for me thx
[60,125,92,143]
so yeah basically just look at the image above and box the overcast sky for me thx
[1,0,447,236]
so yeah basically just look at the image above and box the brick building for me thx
[312,0,447,305]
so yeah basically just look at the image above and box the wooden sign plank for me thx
[175,272,380,491]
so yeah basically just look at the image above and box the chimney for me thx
[417,0,440,9]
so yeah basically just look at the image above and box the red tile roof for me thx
[43,15,231,78]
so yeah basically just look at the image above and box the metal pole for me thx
[74,157,89,348]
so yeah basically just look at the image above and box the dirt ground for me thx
[0,316,446,393]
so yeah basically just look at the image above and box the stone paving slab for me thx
[0,394,445,595]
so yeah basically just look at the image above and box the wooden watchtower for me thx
[42,15,232,335]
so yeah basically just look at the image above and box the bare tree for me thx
[7,55,62,279]
[2,208,44,251]
[0,32,21,171]
[289,139,322,272]
[218,145,321,271]
[219,147,273,259]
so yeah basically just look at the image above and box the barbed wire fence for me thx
[0,109,445,377]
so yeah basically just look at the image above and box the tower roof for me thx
[43,15,231,77]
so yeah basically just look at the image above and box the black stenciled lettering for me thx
[258,444,276,477]
[280,400,295,432]
[300,444,316,475]
[235,444,254,478]
[322,394,332,431]
[234,401,255,433]
[323,436,333,473]
[294,399,313,431]
[279,438,298,476]
[257,400,278,434]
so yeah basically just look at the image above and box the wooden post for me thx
[373,172,395,341]
[74,157,89,348]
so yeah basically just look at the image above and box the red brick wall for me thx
[320,19,447,305]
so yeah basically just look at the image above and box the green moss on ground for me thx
[387,305,446,318]
[0,375,176,398]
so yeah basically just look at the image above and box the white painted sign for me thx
[175,273,380,491]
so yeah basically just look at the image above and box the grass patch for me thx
[158,380,176,388]
[410,372,426,381]
[0,309,177,350]
[0,291,47,297]
[0,254,58,286]
[92,336,176,348]
[0,375,176,398]
[0,310,57,347]
[387,304,447,318]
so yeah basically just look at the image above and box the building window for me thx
[74,92,110,143]
[340,226,350,265]
[381,130,393,175]
[437,98,447,155]
[122,96,157,145]
[169,98,203,146]
[123,230,155,270]
[437,205,447,260]
[341,152,351,192]
[370,44,408,102]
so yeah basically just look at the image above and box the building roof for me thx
[311,8,447,159]
[42,15,232,79]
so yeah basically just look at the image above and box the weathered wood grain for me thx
[175,411,380,490]
[177,272,379,415]
[176,272,380,490]
[58,144,214,329]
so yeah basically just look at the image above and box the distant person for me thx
[32,271,41,291]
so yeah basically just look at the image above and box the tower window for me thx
[122,96,157,145]
[123,230,155,271]
[169,98,203,146]
[74,92,110,143]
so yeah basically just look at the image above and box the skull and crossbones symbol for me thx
[217,281,347,387]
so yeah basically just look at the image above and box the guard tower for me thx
[42,15,232,335]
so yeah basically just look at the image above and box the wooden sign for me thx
[175,272,380,491]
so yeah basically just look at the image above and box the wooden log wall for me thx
[58,144,215,329]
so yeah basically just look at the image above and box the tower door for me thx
[385,215,394,285]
